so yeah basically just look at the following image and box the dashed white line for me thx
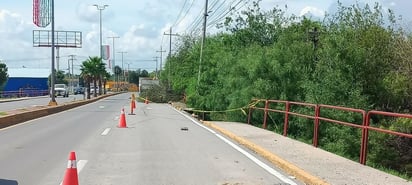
[101,128,111,136]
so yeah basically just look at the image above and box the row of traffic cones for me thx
[62,95,150,185]
[62,108,128,184]
[122,95,151,127]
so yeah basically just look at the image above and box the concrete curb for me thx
[202,121,330,185]
[0,93,121,129]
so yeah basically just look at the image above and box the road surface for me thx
[0,93,302,185]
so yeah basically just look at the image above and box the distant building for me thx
[2,68,50,97]
[139,77,159,92]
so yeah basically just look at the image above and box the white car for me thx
[90,86,99,94]
[54,84,69,97]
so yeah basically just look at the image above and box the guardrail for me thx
[248,99,412,165]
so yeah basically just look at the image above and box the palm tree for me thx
[86,56,105,97]
[80,56,106,98]
[114,65,122,91]
[103,70,111,94]
[80,60,93,99]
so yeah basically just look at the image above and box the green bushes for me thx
[162,1,411,179]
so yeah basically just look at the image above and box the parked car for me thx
[54,84,69,97]
[90,86,99,94]
[74,87,84,95]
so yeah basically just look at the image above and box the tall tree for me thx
[86,56,106,97]
[0,63,8,90]
[114,65,122,91]
[80,60,94,99]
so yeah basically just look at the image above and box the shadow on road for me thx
[0,179,18,185]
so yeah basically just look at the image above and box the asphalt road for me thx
[0,93,302,185]
[0,94,87,112]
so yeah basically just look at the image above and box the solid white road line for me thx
[172,106,298,185]
[77,160,88,173]
[59,160,88,185]
[101,128,111,136]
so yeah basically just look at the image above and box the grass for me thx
[0,112,8,116]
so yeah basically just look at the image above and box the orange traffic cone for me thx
[62,151,79,185]
[144,97,149,104]
[129,100,136,115]
[118,108,127,128]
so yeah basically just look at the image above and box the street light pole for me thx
[118,51,127,83]
[93,4,108,60]
[107,36,120,70]
[108,36,119,90]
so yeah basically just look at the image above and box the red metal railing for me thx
[0,90,49,98]
[248,99,412,165]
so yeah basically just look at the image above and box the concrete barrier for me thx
[0,93,120,129]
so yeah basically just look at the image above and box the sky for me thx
[0,0,410,75]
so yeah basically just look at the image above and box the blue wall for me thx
[2,77,48,97]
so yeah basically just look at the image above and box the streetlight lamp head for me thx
[93,4,109,10]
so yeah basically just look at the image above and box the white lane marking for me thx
[59,160,88,185]
[172,106,297,185]
[101,128,111,136]
[77,160,88,173]
[215,134,297,185]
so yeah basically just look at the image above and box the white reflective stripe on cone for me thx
[67,160,77,168]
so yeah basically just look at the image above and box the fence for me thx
[0,89,49,98]
[248,99,412,165]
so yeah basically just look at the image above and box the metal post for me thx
[197,0,209,86]
[93,4,108,60]
[156,46,166,78]
[108,36,119,70]
[49,0,56,105]
[118,51,127,84]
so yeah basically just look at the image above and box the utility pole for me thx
[56,47,60,71]
[117,51,127,84]
[107,36,120,91]
[198,0,209,86]
[107,36,120,70]
[309,27,319,61]
[156,46,166,77]
[153,56,159,79]
[68,55,76,93]
[50,0,56,105]
[164,27,178,88]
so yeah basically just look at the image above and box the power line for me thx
[172,0,189,26]
[207,0,248,29]
[172,0,194,28]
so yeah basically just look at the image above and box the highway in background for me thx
[0,94,87,112]
[0,93,302,185]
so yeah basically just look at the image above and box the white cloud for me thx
[76,3,100,23]
[0,10,27,35]
[2,0,412,73]
[299,6,325,18]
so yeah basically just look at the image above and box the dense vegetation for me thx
[0,62,8,90]
[160,1,412,179]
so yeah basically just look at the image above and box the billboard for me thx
[102,45,110,60]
